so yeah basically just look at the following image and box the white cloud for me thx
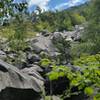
[27,0,50,11]
[55,0,82,10]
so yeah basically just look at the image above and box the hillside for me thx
[0,0,100,100]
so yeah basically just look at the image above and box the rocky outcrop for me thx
[0,59,44,100]
[28,25,83,57]
[0,25,84,99]
[29,34,57,57]
[27,53,41,64]
[0,25,84,67]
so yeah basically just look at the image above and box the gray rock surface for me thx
[21,66,44,81]
[0,50,7,59]
[63,25,84,41]
[0,59,43,92]
[27,53,41,63]
[29,25,83,57]
[30,34,59,58]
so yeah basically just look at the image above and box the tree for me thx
[0,0,29,51]
[63,17,73,31]
[70,13,86,25]
[83,0,100,54]
[0,0,27,25]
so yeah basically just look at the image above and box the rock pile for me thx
[0,25,84,99]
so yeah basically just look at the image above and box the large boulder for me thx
[21,65,43,79]
[27,53,41,64]
[22,64,43,72]
[31,45,43,54]
[0,59,44,100]
[51,32,64,43]
[63,25,84,41]
[29,34,58,58]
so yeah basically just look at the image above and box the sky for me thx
[15,0,88,12]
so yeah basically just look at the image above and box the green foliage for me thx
[0,0,14,17]
[44,96,51,100]
[8,15,28,51]
[9,39,27,51]
[63,18,73,31]
[68,2,91,20]
[48,71,59,81]
[0,0,29,51]
[47,54,100,99]
[33,10,86,32]
[47,65,71,81]
[0,0,27,23]
[34,21,54,32]
[70,13,86,25]
[52,37,71,64]
[13,22,26,40]
[40,58,52,67]
[94,94,100,100]
[84,87,94,96]
[0,25,15,38]
[82,0,100,54]
[0,15,36,39]
[73,54,100,67]
[72,54,100,98]
[71,42,95,58]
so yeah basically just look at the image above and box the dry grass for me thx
[0,26,37,39]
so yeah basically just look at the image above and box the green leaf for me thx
[84,87,94,96]
[94,93,100,100]
[59,72,65,77]
[48,72,59,81]
[93,96,97,100]
[71,79,79,86]
[40,59,51,67]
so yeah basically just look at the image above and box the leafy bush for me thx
[73,54,100,100]
[63,17,73,31]
[8,14,28,51]
[40,58,52,67]
[82,0,100,54]
[9,39,27,51]
[33,10,85,32]
[47,65,71,81]
[70,13,86,25]
[73,54,100,67]
[52,37,71,64]
[47,54,100,99]
[71,42,95,58]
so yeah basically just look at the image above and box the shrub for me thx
[70,13,86,25]
[40,58,52,67]
[71,42,95,58]
[47,54,100,99]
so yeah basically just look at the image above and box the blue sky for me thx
[15,0,88,12]
[49,0,88,10]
